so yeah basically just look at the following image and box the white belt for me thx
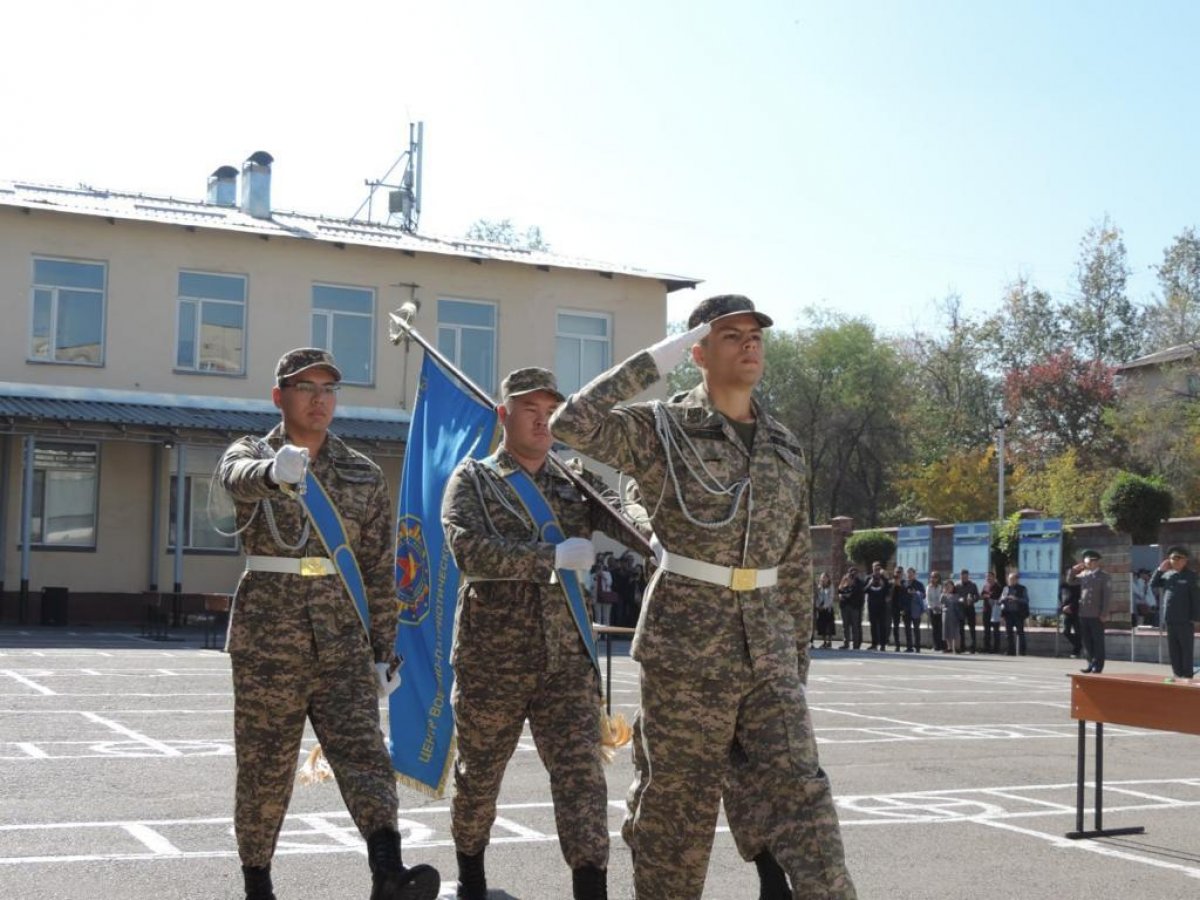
[245,555,337,577]
[659,550,778,592]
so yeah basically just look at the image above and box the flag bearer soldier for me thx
[441,367,613,900]
[551,295,856,899]
[217,348,440,900]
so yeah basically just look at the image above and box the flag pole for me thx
[388,306,654,557]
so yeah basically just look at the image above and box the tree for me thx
[896,449,998,523]
[464,217,549,250]
[1110,366,1200,513]
[1066,216,1143,364]
[1145,227,1200,349]
[1010,448,1115,523]
[844,530,897,569]
[976,276,1066,374]
[1003,349,1117,463]
[1101,472,1173,544]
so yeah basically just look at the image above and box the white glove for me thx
[649,533,665,564]
[555,537,596,571]
[270,444,308,487]
[647,322,711,375]
[375,660,401,697]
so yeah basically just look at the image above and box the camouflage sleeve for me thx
[217,437,277,502]
[778,483,814,683]
[549,351,662,475]
[442,462,558,584]
[361,473,399,662]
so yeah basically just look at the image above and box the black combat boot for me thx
[753,851,793,900]
[455,849,487,900]
[242,864,277,900]
[571,864,607,900]
[365,828,440,900]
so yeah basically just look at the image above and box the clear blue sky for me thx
[4,1,1199,335]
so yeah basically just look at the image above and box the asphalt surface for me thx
[2,628,1199,899]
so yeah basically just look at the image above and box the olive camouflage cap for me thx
[500,367,565,403]
[687,293,774,330]
[275,347,342,385]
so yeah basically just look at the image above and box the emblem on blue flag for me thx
[395,514,431,625]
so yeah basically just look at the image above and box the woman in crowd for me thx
[942,579,963,653]
[926,571,945,652]
[890,566,909,651]
[814,572,836,649]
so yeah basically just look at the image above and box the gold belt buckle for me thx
[729,567,758,592]
[299,557,328,577]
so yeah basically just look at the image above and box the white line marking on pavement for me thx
[0,669,56,695]
[492,817,550,840]
[78,712,183,757]
[122,823,183,856]
[974,816,1200,879]
[14,743,48,759]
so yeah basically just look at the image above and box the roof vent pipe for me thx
[206,166,238,207]
[240,151,274,219]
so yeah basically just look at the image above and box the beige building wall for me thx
[0,204,671,617]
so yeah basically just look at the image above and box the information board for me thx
[952,522,991,584]
[1017,518,1063,616]
[897,524,933,578]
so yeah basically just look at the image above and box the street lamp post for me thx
[995,416,1011,520]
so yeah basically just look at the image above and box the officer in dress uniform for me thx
[441,367,613,900]
[551,296,856,900]
[217,348,439,900]
[1068,549,1111,674]
[1151,545,1200,678]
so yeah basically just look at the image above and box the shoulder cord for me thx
[642,400,752,532]
[206,440,311,550]
[470,462,539,542]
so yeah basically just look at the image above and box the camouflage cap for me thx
[687,294,774,330]
[500,367,565,403]
[275,348,342,384]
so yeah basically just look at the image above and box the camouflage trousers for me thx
[231,631,398,867]
[622,665,855,899]
[451,660,609,868]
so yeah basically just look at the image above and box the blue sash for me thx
[482,456,600,676]
[297,470,372,634]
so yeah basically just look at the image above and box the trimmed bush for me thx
[1100,472,1172,545]
[844,530,897,569]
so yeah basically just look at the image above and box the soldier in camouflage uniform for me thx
[218,348,439,900]
[442,367,611,900]
[551,296,856,900]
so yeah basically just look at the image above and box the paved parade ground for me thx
[3,628,1200,899]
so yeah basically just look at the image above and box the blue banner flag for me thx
[391,354,498,795]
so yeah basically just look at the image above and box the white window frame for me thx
[167,446,238,552]
[437,297,498,394]
[311,282,376,386]
[31,440,100,549]
[29,256,107,366]
[174,270,248,375]
[555,308,612,395]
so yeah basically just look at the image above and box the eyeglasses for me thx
[285,381,341,397]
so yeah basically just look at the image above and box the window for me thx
[30,258,106,365]
[176,271,247,374]
[168,446,237,551]
[312,283,375,385]
[31,442,98,547]
[437,298,496,394]
[556,310,611,394]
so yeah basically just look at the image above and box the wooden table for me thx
[1067,672,1200,838]
[594,624,636,713]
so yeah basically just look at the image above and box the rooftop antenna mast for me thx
[353,121,423,232]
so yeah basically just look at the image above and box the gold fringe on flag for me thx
[297,743,334,785]
[599,707,632,763]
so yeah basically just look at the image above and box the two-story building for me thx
[0,152,697,624]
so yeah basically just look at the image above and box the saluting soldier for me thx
[1151,545,1200,678]
[551,295,855,900]
[217,348,439,900]
[441,367,612,900]
[1068,549,1111,674]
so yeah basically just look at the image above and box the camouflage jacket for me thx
[441,447,607,675]
[217,423,397,662]
[550,352,812,682]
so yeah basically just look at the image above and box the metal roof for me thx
[0,179,701,293]
[0,383,409,444]
[1115,342,1200,372]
